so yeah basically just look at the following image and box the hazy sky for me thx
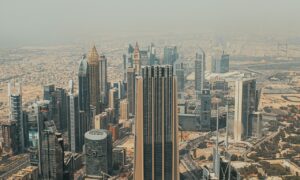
[1,0,300,47]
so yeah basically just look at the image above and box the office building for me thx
[67,92,82,153]
[163,46,178,65]
[250,111,263,138]
[212,52,230,73]
[112,147,126,170]
[87,45,100,113]
[0,119,18,154]
[148,43,158,65]
[8,82,24,153]
[127,67,136,115]
[40,121,64,179]
[140,50,148,66]
[119,99,129,121]
[195,49,206,95]
[108,88,119,123]
[134,65,179,180]
[175,63,185,93]
[0,154,31,179]
[234,79,257,141]
[99,54,108,106]
[84,129,112,176]
[94,112,108,130]
[108,123,119,142]
[43,84,55,101]
[78,55,90,145]
[200,89,211,130]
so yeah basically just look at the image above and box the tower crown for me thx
[87,45,99,64]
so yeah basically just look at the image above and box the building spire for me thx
[87,45,99,64]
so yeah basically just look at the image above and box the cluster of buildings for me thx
[1,39,298,180]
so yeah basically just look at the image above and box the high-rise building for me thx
[134,65,179,180]
[94,112,108,130]
[250,111,263,138]
[108,88,119,123]
[112,147,126,170]
[175,63,185,93]
[140,50,148,66]
[119,99,128,121]
[148,43,158,65]
[78,55,90,143]
[234,79,257,141]
[0,119,18,154]
[195,49,206,95]
[133,42,141,74]
[84,129,112,177]
[163,46,178,65]
[40,121,64,179]
[200,89,211,130]
[67,93,81,153]
[43,84,55,101]
[127,67,136,115]
[99,54,108,106]
[87,45,100,113]
[211,52,230,73]
[8,82,24,153]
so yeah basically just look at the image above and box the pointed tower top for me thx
[87,45,99,64]
[134,42,139,52]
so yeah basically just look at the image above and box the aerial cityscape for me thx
[1,1,300,180]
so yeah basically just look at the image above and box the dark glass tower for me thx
[99,55,108,107]
[163,46,178,65]
[134,65,179,180]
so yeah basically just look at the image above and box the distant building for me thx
[84,129,112,177]
[234,79,257,141]
[175,63,185,93]
[133,42,141,74]
[43,84,55,101]
[195,49,206,96]
[163,46,178,65]
[108,123,119,142]
[0,154,31,179]
[140,50,148,66]
[135,65,179,180]
[212,52,230,73]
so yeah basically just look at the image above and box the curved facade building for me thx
[84,129,112,177]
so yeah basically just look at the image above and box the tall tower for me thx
[134,65,179,180]
[87,45,100,113]
[234,79,256,141]
[99,54,108,106]
[195,49,206,96]
[8,81,24,153]
[200,89,211,130]
[67,92,80,152]
[163,46,178,65]
[133,42,141,74]
[127,67,136,115]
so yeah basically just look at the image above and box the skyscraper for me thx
[99,54,108,106]
[8,82,24,153]
[43,84,55,101]
[195,49,206,95]
[211,52,230,73]
[134,65,179,180]
[67,92,81,153]
[108,88,119,124]
[175,63,185,93]
[40,121,64,179]
[200,89,211,130]
[234,79,257,141]
[163,46,178,65]
[127,67,136,115]
[84,129,112,177]
[78,55,90,139]
[87,45,100,113]
[133,42,141,74]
